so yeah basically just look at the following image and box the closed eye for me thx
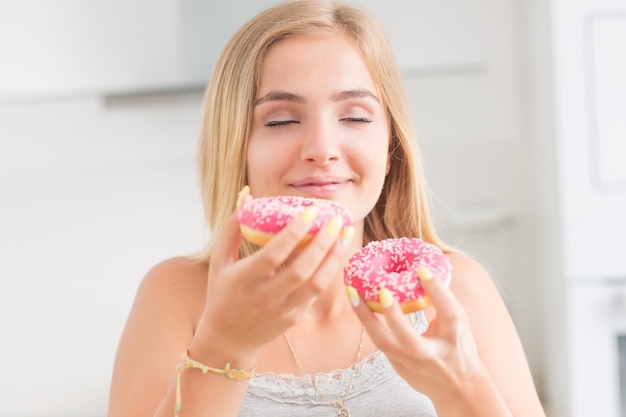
[265,120,299,128]
[341,117,372,123]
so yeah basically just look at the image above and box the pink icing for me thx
[344,237,452,303]
[238,196,352,234]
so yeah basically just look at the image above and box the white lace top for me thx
[239,312,437,416]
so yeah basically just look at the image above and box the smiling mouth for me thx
[289,180,349,197]
[299,181,340,187]
[291,176,350,186]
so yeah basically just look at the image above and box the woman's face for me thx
[246,32,390,225]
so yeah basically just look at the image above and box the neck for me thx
[305,279,354,322]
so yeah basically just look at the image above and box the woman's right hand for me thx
[188,195,354,365]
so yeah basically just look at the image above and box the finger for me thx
[378,287,421,348]
[281,224,356,311]
[418,267,460,320]
[271,217,348,297]
[209,185,252,268]
[244,205,321,277]
[250,221,348,326]
[346,286,399,352]
[236,185,252,209]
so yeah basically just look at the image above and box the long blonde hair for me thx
[195,0,447,261]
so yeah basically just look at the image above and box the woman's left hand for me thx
[347,271,511,416]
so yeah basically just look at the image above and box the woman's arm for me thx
[445,252,545,416]
[108,205,354,417]
[106,257,254,417]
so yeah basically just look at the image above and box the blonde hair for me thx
[194,0,447,261]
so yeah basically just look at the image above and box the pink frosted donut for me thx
[344,237,452,313]
[238,196,352,247]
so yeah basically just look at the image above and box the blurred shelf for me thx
[401,62,488,79]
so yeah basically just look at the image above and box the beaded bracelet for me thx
[175,348,256,416]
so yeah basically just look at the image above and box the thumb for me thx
[418,267,458,316]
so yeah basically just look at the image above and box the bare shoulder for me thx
[445,251,500,306]
[108,257,209,417]
[140,256,208,294]
[443,252,545,415]
[135,256,208,328]
[443,250,515,347]
[446,251,490,281]
[116,256,210,360]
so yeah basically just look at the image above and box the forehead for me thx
[257,32,379,96]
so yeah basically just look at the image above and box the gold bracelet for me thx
[175,348,255,417]
[178,348,256,380]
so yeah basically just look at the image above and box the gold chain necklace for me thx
[283,325,365,417]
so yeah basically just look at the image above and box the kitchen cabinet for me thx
[1,0,509,104]
[0,0,277,100]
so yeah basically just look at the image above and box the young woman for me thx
[107,1,546,416]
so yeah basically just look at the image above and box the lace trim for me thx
[247,311,428,405]
[249,350,391,404]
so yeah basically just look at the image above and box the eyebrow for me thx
[254,91,305,106]
[254,88,380,106]
[331,88,380,103]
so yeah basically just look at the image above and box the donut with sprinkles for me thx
[344,237,452,313]
[238,196,352,248]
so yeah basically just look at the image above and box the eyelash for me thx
[265,120,298,128]
[265,117,372,128]
[342,117,372,124]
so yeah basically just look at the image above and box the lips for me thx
[289,177,350,198]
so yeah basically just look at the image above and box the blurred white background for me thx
[1,1,625,416]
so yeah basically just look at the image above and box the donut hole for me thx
[343,237,452,313]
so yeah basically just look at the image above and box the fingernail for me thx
[379,287,395,309]
[236,185,251,208]
[299,205,320,225]
[325,216,344,237]
[340,225,355,247]
[346,285,361,308]
[418,267,433,281]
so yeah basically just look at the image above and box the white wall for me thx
[521,0,567,414]
[0,96,206,417]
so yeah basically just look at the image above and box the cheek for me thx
[246,140,290,193]
[363,139,391,193]
[346,152,389,223]
[354,137,390,178]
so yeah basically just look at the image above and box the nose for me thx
[300,120,340,165]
